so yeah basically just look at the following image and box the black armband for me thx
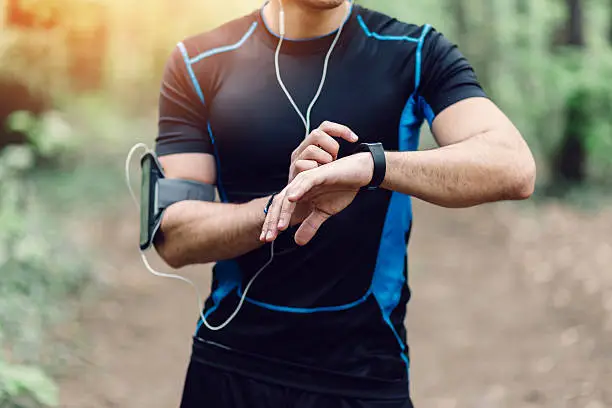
[140,152,215,251]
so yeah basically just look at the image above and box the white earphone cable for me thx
[275,0,349,136]
[125,143,149,207]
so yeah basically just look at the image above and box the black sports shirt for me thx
[156,3,486,400]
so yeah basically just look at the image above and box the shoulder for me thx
[161,11,259,101]
[355,7,460,70]
[179,11,258,59]
[354,6,430,43]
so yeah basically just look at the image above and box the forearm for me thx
[155,196,268,268]
[381,131,536,208]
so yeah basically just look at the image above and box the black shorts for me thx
[180,359,414,408]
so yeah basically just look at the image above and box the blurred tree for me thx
[448,0,467,44]
[516,0,529,14]
[553,0,587,184]
[65,2,108,92]
[609,0,612,43]
[5,0,59,30]
[480,0,497,94]
[566,0,586,46]
[0,81,47,151]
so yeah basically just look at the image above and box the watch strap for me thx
[353,142,386,190]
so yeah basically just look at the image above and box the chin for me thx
[298,0,347,10]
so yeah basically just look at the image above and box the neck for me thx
[263,1,351,39]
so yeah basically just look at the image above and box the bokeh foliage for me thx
[0,114,87,407]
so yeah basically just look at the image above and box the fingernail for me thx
[352,133,358,141]
[260,231,265,241]
[278,220,287,229]
[266,231,273,240]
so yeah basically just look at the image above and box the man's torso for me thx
[155,3,485,399]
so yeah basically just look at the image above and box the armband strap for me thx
[139,152,215,251]
[157,178,215,212]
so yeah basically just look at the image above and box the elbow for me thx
[165,254,187,270]
[153,209,191,269]
[509,155,537,200]
[154,239,187,270]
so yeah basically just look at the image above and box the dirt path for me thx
[59,200,612,408]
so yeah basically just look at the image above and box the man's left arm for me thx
[262,102,536,243]
[381,96,536,208]
[381,28,535,207]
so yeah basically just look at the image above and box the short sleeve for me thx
[417,28,487,119]
[155,45,213,157]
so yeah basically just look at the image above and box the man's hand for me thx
[267,120,359,239]
[289,121,359,182]
[261,152,374,246]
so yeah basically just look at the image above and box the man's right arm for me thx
[154,153,268,268]
[157,199,268,268]
[152,44,268,269]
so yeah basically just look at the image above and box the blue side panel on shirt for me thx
[371,191,412,370]
[195,260,242,334]
[371,191,412,324]
[418,96,436,128]
[370,23,430,377]
[399,97,423,151]
[212,260,242,304]
[371,96,423,374]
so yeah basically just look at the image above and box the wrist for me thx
[379,151,391,190]
[263,194,276,215]
[352,152,375,187]
[250,195,271,225]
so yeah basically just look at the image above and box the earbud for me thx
[279,10,286,37]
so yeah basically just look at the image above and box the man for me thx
[154,0,536,407]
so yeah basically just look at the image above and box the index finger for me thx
[294,129,339,161]
[318,121,359,143]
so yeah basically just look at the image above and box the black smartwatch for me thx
[353,142,386,190]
